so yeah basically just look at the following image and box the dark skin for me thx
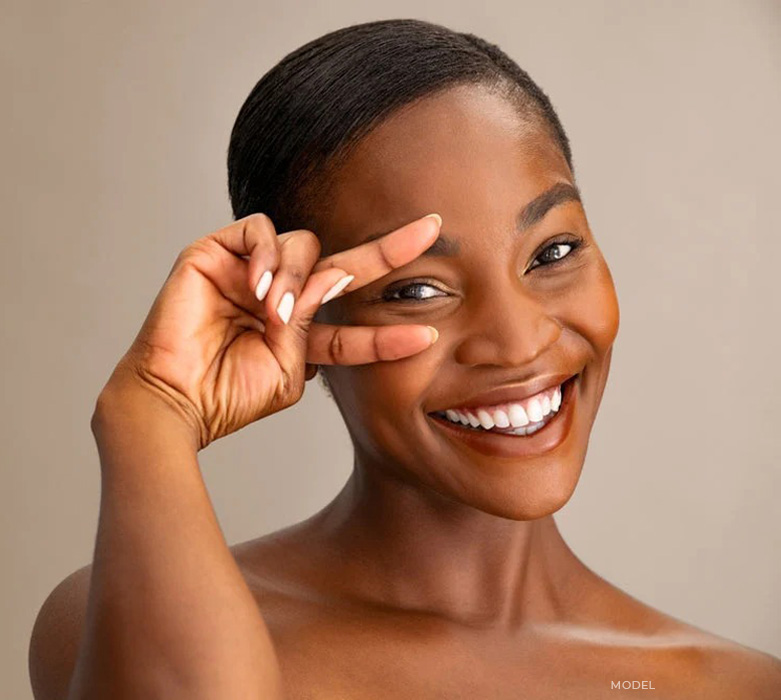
[239,83,781,698]
[30,83,781,699]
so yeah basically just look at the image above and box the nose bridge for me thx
[453,275,562,368]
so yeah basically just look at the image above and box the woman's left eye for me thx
[380,281,447,303]
[528,236,583,271]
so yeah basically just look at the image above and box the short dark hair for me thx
[227,18,574,233]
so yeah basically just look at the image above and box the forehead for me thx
[316,82,574,255]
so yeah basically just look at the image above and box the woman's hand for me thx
[102,212,442,451]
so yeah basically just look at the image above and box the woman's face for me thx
[313,83,619,520]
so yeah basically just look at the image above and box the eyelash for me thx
[527,235,584,271]
[379,235,585,303]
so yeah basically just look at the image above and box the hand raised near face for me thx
[101,212,442,451]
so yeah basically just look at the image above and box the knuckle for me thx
[174,241,206,271]
[285,228,321,254]
[294,300,318,327]
[376,238,395,273]
[328,326,346,363]
[190,237,223,265]
[276,365,305,407]
[177,240,201,261]
[247,212,273,228]
[299,229,321,249]
[243,213,278,248]
[285,267,307,284]
[294,308,315,328]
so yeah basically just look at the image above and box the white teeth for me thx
[435,381,569,434]
[527,398,544,423]
[508,403,530,427]
[491,409,510,428]
[476,409,495,430]
[551,386,561,412]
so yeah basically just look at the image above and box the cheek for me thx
[561,257,620,351]
[360,353,437,413]
[327,352,437,428]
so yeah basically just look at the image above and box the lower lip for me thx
[427,375,580,459]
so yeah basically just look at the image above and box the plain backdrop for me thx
[2,1,780,697]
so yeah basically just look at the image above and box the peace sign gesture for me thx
[102,212,442,451]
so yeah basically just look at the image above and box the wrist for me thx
[92,368,204,453]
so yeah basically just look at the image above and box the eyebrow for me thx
[358,181,582,257]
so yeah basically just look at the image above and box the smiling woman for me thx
[289,76,620,524]
[28,17,781,700]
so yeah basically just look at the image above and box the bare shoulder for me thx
[641,596,781,698]
[573,572,781,698]
[29,564,92,700]
[678,629,781,699]
[28,531,308,700]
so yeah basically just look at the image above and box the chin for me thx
[466,475,579,521]
[417,456,585,522]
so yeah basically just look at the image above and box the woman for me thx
[29,18,781,699]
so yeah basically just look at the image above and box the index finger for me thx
[310,213,442,295]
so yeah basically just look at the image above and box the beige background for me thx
[3,1,780,697]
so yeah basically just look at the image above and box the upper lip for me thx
[428,371,579,414]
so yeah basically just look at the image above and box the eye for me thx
[380,280,448,303]
[527,235,584,271]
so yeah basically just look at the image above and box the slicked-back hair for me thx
[226,19,575,399]
[227,18,574,234]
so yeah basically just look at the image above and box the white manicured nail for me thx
[320,274,355,305]
[277,291,295,324]
[255,270,273,301]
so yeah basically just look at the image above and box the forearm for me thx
[69,378,283,699]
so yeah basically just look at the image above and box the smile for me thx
[431,380,565,436]
[427,374,580,457]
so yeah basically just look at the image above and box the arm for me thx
[31,376,284,700]
[29,212,442,700]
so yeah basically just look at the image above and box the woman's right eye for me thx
[380,281,447,303]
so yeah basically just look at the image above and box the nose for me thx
[452,284,562,368]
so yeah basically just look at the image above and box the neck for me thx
[308,460,590,630]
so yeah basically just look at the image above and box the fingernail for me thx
[277,291,295,324]
[320,274,355,305]
[427,326,439,344]
[255,270,273,301]
[423,213,442,227]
